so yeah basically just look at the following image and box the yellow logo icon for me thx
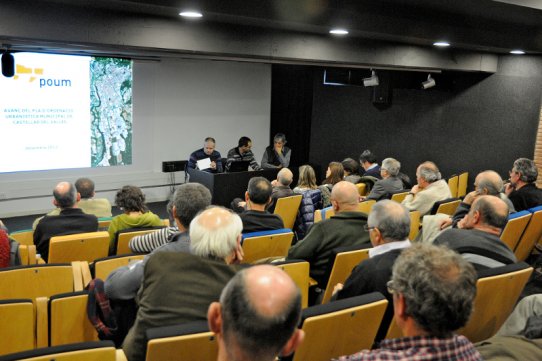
[13,64,44,82]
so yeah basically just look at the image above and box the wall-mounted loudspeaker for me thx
[1,52,15,78]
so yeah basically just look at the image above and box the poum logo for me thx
[13,64,72,88]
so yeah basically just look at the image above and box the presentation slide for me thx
[0,52,132,173]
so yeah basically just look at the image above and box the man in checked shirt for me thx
[334,243,482,361]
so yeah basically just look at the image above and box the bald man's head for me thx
[53,181,78,209]
[331,181,359,212]
[475,170,504,196]
[470,195,509,230]
[277,168,293,186]
[217,265,302,360]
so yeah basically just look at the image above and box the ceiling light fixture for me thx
[179,11,203,18]
[510,50,525,55]
[433,41,450,47]
[421,74,436,89]
[363,70,379,87]
[329,29,349,35]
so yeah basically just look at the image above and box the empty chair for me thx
[48,231,109,263]
[390,190,410,203]
[0,341,120,361]
[458,262,533,343]
[358,200,376,214]
[18,245,38,265]
[8,230,34,246]
[288,293,388,361]
[0,299,35,356]
[115,227,164,255]
[145,321,216,361]
[98,217,113,230]
[429,197,461,215]
[457,172,469,198]
[500,210,532,251]
[314,201,376,223]
[320,246,371,304]
[273,194,303,229]
[355,183,367,196]
[409,210,421,241]
[274,260,310,309]
[92,254,145,280]
[447,174,459,198]
[514,205,542,261]
[241,229,294,264]
[48,291,99,346]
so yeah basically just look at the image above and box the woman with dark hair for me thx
[107,185,163,253]
[319,162,344,207]
[293,165,323,239]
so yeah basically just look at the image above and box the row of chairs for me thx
[448,172,469,198]
[499,205,542,261]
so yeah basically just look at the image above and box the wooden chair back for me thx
[0,299,35,356]
[458,262,533,342]
[274,260,310,308]
[515,206,542,261]
[116,229,160,255]
[0,341,118,361]
[321,248,371,304]
[18,245,38,265]
[409,210,421,241]
[241,229,294,264]
[93,254,145,280]
[315,201,375,224]
[48,232,109,264]
[97,218,112,230]
[146,321,216,361]
[8,230,34,246]
[49,291,99,346]
[447,175,459,198]
[390,191,409,203]
[292,293,388,361]
[274,195,303,229]
[356,183,367,196]
[0,264,82,302]
[358,200,376,214]
[434,198,461,216]
[500,211,532,251]
[457,172,469,198]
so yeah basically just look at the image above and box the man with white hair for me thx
[402,161,452,216]
[365,157,404,200]
[268,167,294,212]
[122,206,244,361]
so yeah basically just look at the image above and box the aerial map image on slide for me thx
[90,57,132,167]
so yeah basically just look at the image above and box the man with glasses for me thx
[287,181,371,298]
[505,158,542,211]
[334,243,482,360]
[225,136,261,172]
[261,133,291,169]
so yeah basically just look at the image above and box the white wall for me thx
[0,58,271,217]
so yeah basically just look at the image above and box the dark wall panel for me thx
[308,55,542,185]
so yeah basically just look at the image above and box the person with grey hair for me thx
[434,195,516,271]
[335,243,482,361]
[262,133,291,169]
[33,181,98,262]
[105,183,212,301]
[208,265,305,361]
[268,167,295,213]
[334,200,411,341]
[122,206,244,361]
[505,157,542,211]
[402,161,452,216]
[365,157,404,201]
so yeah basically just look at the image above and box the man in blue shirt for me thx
[187,137,223,173]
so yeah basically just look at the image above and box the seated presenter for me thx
[226,136,262,172]
[187,137,223,173]
[261,133,291,169]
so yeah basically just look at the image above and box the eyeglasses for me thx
[363,224,376,232]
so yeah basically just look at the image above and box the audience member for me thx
[268,167,294,213]
[293,165,323,239]
[319,161,345,207]
[365,157,404,200]
[122,206,244,361]
[33,182,98,261]
[342,158,361,184]
[208,265,304,361]
[287,181,371,290]
[32,177,112,229]
[434,195,516,270]
[261,133,291,169]
[505,157,542,211]
[226,136,261,171]
[334,243,482,361]
[107,185,163,254]
[0,220,22,267]
[187,137,223,173]
[105,183,212,300]
[334,200,411,341]
[238,177,284,233]
[401,161,452,216]
[359,150,381,179]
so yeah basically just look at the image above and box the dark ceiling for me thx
[56,0,542,54]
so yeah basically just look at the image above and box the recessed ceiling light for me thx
[179,11,203,18]
[433,41,450,47]
[330,29,348,35]
[510,50,525,55]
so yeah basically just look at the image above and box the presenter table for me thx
[187,168,280,207]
